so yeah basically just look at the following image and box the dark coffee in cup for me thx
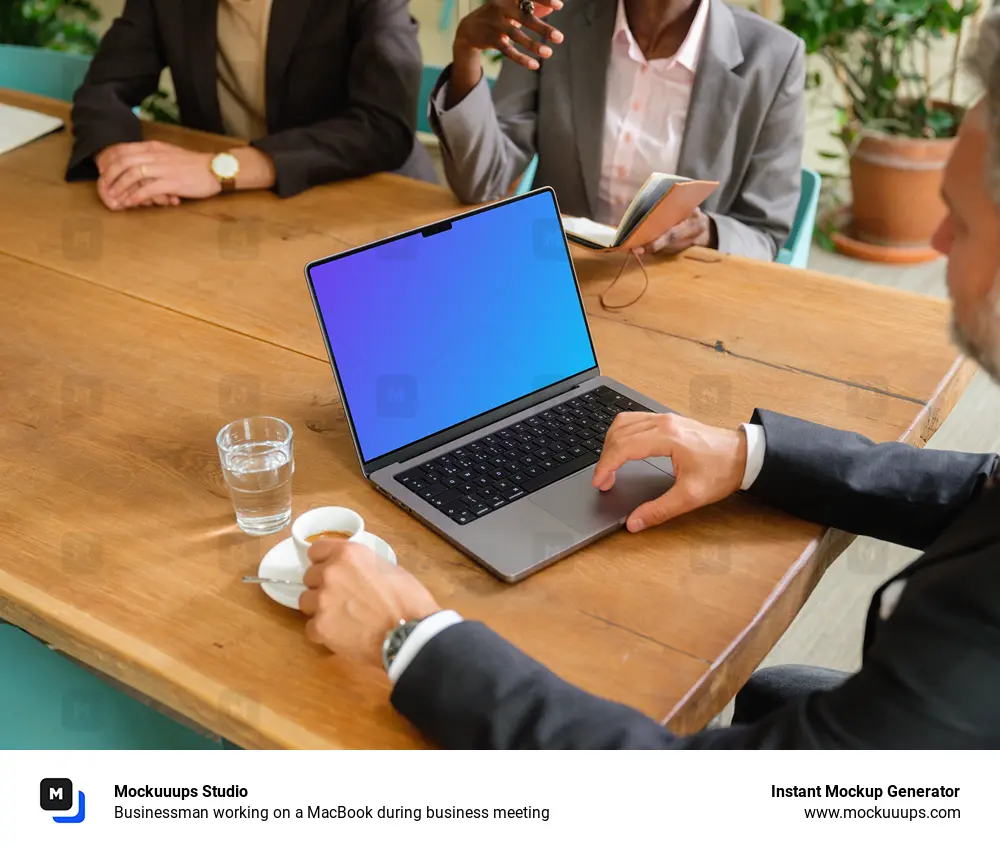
[305,529,354,544]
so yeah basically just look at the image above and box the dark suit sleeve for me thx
[748,410,998,550]
[252,0,421,197]
[710,40,805,261]
[65,0,165,182]
[394,546,1000,750]
[392,622,677,748]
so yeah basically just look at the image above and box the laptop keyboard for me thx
[393,385,650,525]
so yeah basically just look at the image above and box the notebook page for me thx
[561,216,617,248]
[0,104,64,156]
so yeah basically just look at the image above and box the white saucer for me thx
[256,531,397,611]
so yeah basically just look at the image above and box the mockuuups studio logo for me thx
[40,778,86,823]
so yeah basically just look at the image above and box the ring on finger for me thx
[519,0,535,15]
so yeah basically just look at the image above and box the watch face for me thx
[212,153,240,180]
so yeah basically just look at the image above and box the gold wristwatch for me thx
[210,152,240,192]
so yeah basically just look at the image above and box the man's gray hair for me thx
[967,8,1000,203]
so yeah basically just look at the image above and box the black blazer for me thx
[66,0,436,196]
[392,410,1000,748]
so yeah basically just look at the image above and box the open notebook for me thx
[563,173,719,252]
[0,104,64,156]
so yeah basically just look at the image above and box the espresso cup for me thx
[291,506,364,568]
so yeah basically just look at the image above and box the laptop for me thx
[304,188,676,583]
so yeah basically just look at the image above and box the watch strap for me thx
[220,176,236,193]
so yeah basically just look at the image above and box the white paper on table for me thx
[0,104,64,156]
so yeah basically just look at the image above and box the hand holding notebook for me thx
[562,172,719,252]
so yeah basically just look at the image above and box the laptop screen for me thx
[307,190,598,464]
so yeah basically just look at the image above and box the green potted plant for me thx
[1,0,178,118]
[0,0,101,53]
[782,0,981,263]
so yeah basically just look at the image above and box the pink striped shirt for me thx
[596,0,711,226]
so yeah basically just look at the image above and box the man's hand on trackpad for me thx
[591,413,747,532]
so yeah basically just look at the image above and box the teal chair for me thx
[0,624,223,749]
[0,44,91,101]
[419,64,537,197]
[776,168,821,269]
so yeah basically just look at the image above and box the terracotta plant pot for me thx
[849,130,955,251]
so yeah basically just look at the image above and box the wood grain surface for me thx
[0,90,976,745]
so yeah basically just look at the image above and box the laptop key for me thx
[423,482,447,498]
[423,472,440,484]
[494,480,512,492]
[581,439,599,451]
[430,490,464,508]
[475,475,491,488]
[463,498,490,516]
[522,451,599,494]
[554,452,571,464]
[534,448,551,459]
[569,445,585,456]
[487,495,506,509]
[539,459,556,470]
[453,510,473,525]
[506,487,527,501]
[403,477,428,492]
[578,429,595,440]
[459,483,476,494]
[459,469,474,480]
[525,466,542,477]
[489,468,507,479]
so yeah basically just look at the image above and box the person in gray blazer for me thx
[429,0,806,261]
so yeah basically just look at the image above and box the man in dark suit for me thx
[296,13,1000,748]
[66,0,436,210]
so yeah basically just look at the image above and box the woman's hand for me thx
[449,0,565,104]
[96,141,219,210]
[637,209,717,255]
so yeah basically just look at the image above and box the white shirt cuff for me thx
[739,423,766,491]
[387,610,464,684]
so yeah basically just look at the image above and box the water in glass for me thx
[217,417,294,535]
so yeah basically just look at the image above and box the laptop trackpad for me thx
[529,460,675,535]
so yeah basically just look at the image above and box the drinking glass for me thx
[216,416,294,535]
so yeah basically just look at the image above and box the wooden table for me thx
[0,91,975,748]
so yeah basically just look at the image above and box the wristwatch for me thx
[210,152,240,192]
[381,617,427,673]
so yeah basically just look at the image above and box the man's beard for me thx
[951,289,1000,382]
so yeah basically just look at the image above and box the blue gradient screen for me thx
[308,191,597,462]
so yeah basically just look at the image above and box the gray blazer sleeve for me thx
[709,41,806,261]
[428,63,538,204]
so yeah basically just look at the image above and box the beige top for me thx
[216,0,274,140]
